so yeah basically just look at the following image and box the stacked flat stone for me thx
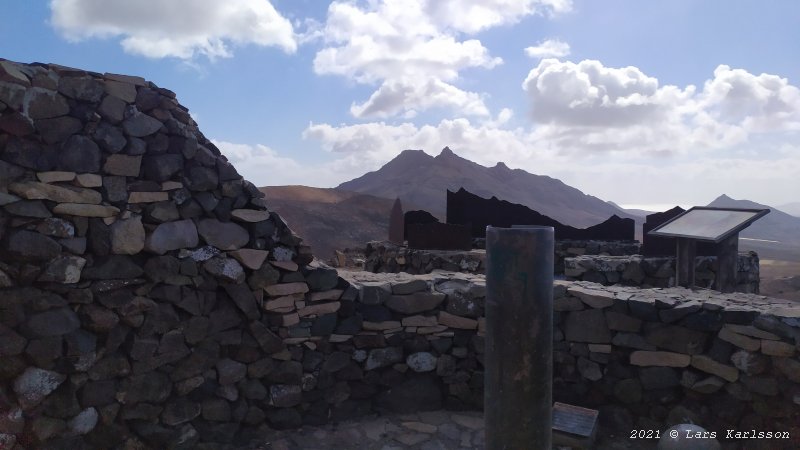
[364,241,486,274]
[363,239,641,275]
[553,239,640,275]
[552,280,799,438]
[0,58,318,449]
[2,58,796,449]
[335,270,487,412]
[564,253,760,293]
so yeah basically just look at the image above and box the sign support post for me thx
[485,226,553,450]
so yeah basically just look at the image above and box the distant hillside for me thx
[778,201,800,218]
[707,195,800,262]
[338,147,639,229]
[261,186,424,260]
[607,201,653,219]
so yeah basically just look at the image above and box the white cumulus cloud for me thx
[300,59,799,206]
[521,59,800,154]
[303,115,539,170]
[524,39,570,58]
[698,65,800,133]
[213,140,364,188]
[314,0,571,118]
[50,0,297,59]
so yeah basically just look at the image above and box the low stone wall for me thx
[364,239,640,275]
[364,241,485,275]
[550,280,800,443]
[565,252,760,293]
[554,240,640,275]
[337,273,800,445]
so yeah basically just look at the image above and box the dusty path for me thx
[240,409,651,450]
[759,259,800,302]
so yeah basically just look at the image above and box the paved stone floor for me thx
[243,410,648,450]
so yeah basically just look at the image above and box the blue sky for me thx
[2,0,798,210]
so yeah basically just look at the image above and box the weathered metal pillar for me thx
[388,198,404,245]
[675,237,696,288]
[715,234,738,293]
[485,226,554,450]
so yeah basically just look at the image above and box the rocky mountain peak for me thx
[493,161,509,170]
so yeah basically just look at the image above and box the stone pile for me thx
[2,58,795,448]
[0,59,319,449]
[363,241,485,275]
[364,239,640,275]
[564,252,760,293]
[553,239,640,275]
[550,280,799,439]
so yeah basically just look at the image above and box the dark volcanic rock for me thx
[123,110,163,137]
[186,165,219,191]
[58,76,104,102]
[249,321,285,354]
[4,229,61,261]
[82,255,144,280]
[4,200,52,219]
[305,266,339,291]
[0,60,324,447]
[203,257,245,283]
[122,372,172,404]
[36,116,82,144]
[222,283,260,320]
[216,358,247,385]
[60,135,101,172]
[161,398,201,426]
[144,219,198,255]
[24,88,70,119]
[375,375,442,413]
[27,308,81,336]
[142,154,184,182]
[94,121,127,153]
[197,218,249,250]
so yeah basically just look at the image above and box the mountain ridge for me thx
[337,147,639,228]
[706,194,800,262]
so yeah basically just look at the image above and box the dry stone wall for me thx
[2,59,795,448]
[550,280,799,443]
[0,59,321,449]
[326,272,800,446]
[363,239,640,275]
[565,252,760,293]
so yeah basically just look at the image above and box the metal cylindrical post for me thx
[485,226,554,450]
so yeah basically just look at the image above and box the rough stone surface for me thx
[2,60,797,448]
[365,347,404,371]
[38,255,86,283]
[564,309,612,343]
[386,292,446,314]
[26,308,81,337]
[52,203,119,217]
[407,352,438,373]
[197,218,249,250]
[110,215,145,254]
[60,135,101,173]
[204,257,245,283]
[4,229,61,261]
[104,154,142,177]
[230,248,268,270]
[145,219,199,254]
[10,181,102,204]
[123,111,163,137]
[13,367,67,409]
